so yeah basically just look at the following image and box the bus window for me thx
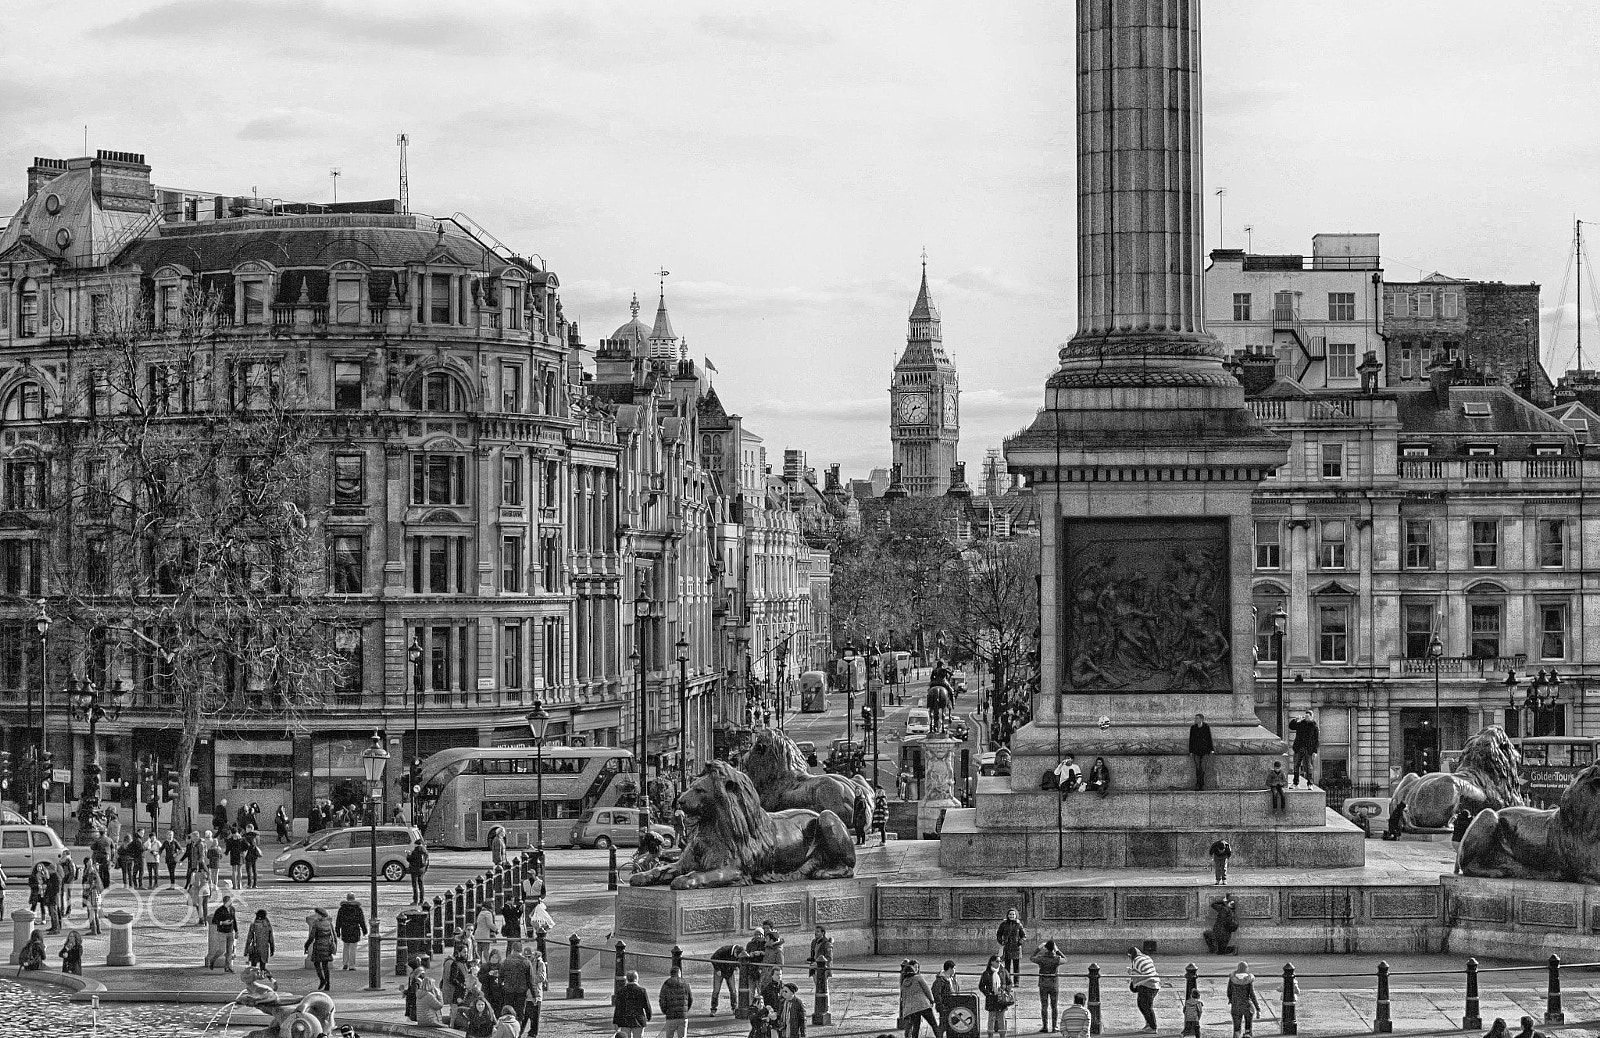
[1575,744,1595,766]
[1523,744,1548,765]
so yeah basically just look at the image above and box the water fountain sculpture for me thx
[237,968,338,1037]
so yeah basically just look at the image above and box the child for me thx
[1268,761,1287,815]
[748,994,773,1038]
[404,954,427,1021]
[1183,991,1205,1037]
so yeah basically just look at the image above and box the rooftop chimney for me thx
[1239,347,1279,395]
[26,157,68,198]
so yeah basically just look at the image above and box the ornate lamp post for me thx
[32,601,51,823]
[1271,606,1288,739]
[525,700,550,850]
[360,731,389,991]
[676,633,690,793]
[407,637,423,825]
[68,679,127,843]
[1507,668,1562,739]
[1428,634,1445,772]
[629,645,648,835]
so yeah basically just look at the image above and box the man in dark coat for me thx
[612,970,652,1038]
[335,892,368,971]
[709,943,743,1016]
[1288,711,1319,788]
[1189,713,1215,791]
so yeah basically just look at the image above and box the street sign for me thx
[50,769,71,784]
[945,993,980,1038]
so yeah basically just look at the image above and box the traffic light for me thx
[861,705,873,732]
[0,750,11,792]
[162,768,178,803]
[38,751,52,790]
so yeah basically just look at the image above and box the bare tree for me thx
[39,284,344,834]
[938,537,1041,740]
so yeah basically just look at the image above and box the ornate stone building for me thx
[890,261,959,496]
[0,150,617,824]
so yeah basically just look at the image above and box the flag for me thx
[705,357,718,374]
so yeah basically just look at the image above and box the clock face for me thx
[898,394,929,424]
[942,395,957,426]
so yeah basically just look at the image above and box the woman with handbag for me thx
[979,955,1015,1038]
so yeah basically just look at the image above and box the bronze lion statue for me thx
[629,760,856,890]
[740,726,862,826]
[1391,725,1522,830]
[1458,762,1600,883]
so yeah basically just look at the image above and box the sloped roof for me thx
[1258,376,1313,399]
[697,385,731,429]
[0,163,152,267]
[910,262,939,321]
[118,216,495,275]
[1546,400,1600,443]
[650,290,676,342]
[1394,385,1574,437]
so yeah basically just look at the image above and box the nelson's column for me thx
[943,0,1367,870]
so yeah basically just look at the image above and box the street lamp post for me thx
[676,634,690,794]
[629,645,649,835]
[525,701,550,850]
[1428,634,1445,773]
[407,637,423,825]
[33,602,51,823]
[360,731,389,991]
[68,679,127,843]
[1271,606,1288,739]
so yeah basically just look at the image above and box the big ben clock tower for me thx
[890,256,959,496]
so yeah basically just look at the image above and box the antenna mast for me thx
[397,134,410,214]
[330,167,341,204]
[1578,219,1585,372]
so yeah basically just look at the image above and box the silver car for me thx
[567,808,676,850]
[272,824,420,883]
[0,825,67,880]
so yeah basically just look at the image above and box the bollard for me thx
[812,956,833,1026]
[441,894,455,953]
[614,940,627,999]
[565,933,584,999]
[1281,963,1297,1035]
[672,945,684,973]
[1088,962,1102,1036]
[395,908,424,978]
[1374,961,1392,1034]
[432,896,446,955]
[736,956,752,1020]
[1545,954,1564,1024]
[1463,958,1481,1030]
[105,909,136,966]
[1185,963,1198,999]
[608,844,619,891]
[8,909,35,964]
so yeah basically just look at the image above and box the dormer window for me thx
[417,272,454,325]
[504,282,523,330]
[333,276,363,324]
[1400,444,1430,458]
[240,279,268,324]
[17,279,39,337]
[1462,401,1491,418]
[1466,445,1496,457]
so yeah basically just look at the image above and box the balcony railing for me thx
[1397,458,1585,483]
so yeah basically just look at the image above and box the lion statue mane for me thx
[629,760,856,890]
[1458,762,1600,883]
[740,726,862,826]
[1390,724,1522,830]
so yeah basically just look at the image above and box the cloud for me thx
[236,108,328,142]
[693,12,834,49]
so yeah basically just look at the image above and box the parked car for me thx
[568,808,677,850]
[0,825,66,879]
[272,824,421,883]
[1341,796,1392,837]
[905,708,932,737]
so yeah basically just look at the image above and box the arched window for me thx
[2,383,43,421]
[410,371,465,412]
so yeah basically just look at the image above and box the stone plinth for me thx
[1441,875,1600,961]
[973,779,1327,829]
[614,877,877,961]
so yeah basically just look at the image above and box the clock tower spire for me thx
[890,255,959,496]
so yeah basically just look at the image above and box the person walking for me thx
[527,948,548,1036]
[933,960,961,1038]
[1267,762,1287,815]
[499,897,523,955]
[336,892,368,971]
[497,944,532,1028]
[1209,839,1233,885]
[996,908,1027,982]
[1060,993,1092,1038]
[1189,714,1214,791]
[613,969,653,1038]
[979,955,1015,1038]
[55,850,75,921]
[243,828,263,888]
[474,900,500,960]
[899,959,939,1038]
[204,830,223,886]
[144,831,163,890]
[163,832,180,887]
[490,826,508,867]
[1127,946,1162,1032]
[244,908,275,970]
[407,838,430,903]
[1225,962,1261,1038]
[1031,939,1066,1033]
[81,861,103,936]
[29,863,60,934]
[873,785,890,845]
[128,830,146,889]
[851,790,868,846]
[659,964,694,1038]
[275,804,291,844]
[1287,711,1319,788]
[806,925,834,979]
[305,906,336,991]
[209,894,239,972]
[226,826,245,888]
[89,828,113,890]
[187,865,214,927]
[182,829,202,888]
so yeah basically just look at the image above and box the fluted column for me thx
[1059,0,1232,389]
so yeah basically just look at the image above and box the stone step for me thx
[936,808,1367,873]
[1004,751,1304,792]
[973,778,1327,829]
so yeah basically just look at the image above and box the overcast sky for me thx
[3,1,1598,477]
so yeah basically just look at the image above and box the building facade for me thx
[1383,276,1549,404]
[1247,371,1597,793]
[890,262,959,496]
